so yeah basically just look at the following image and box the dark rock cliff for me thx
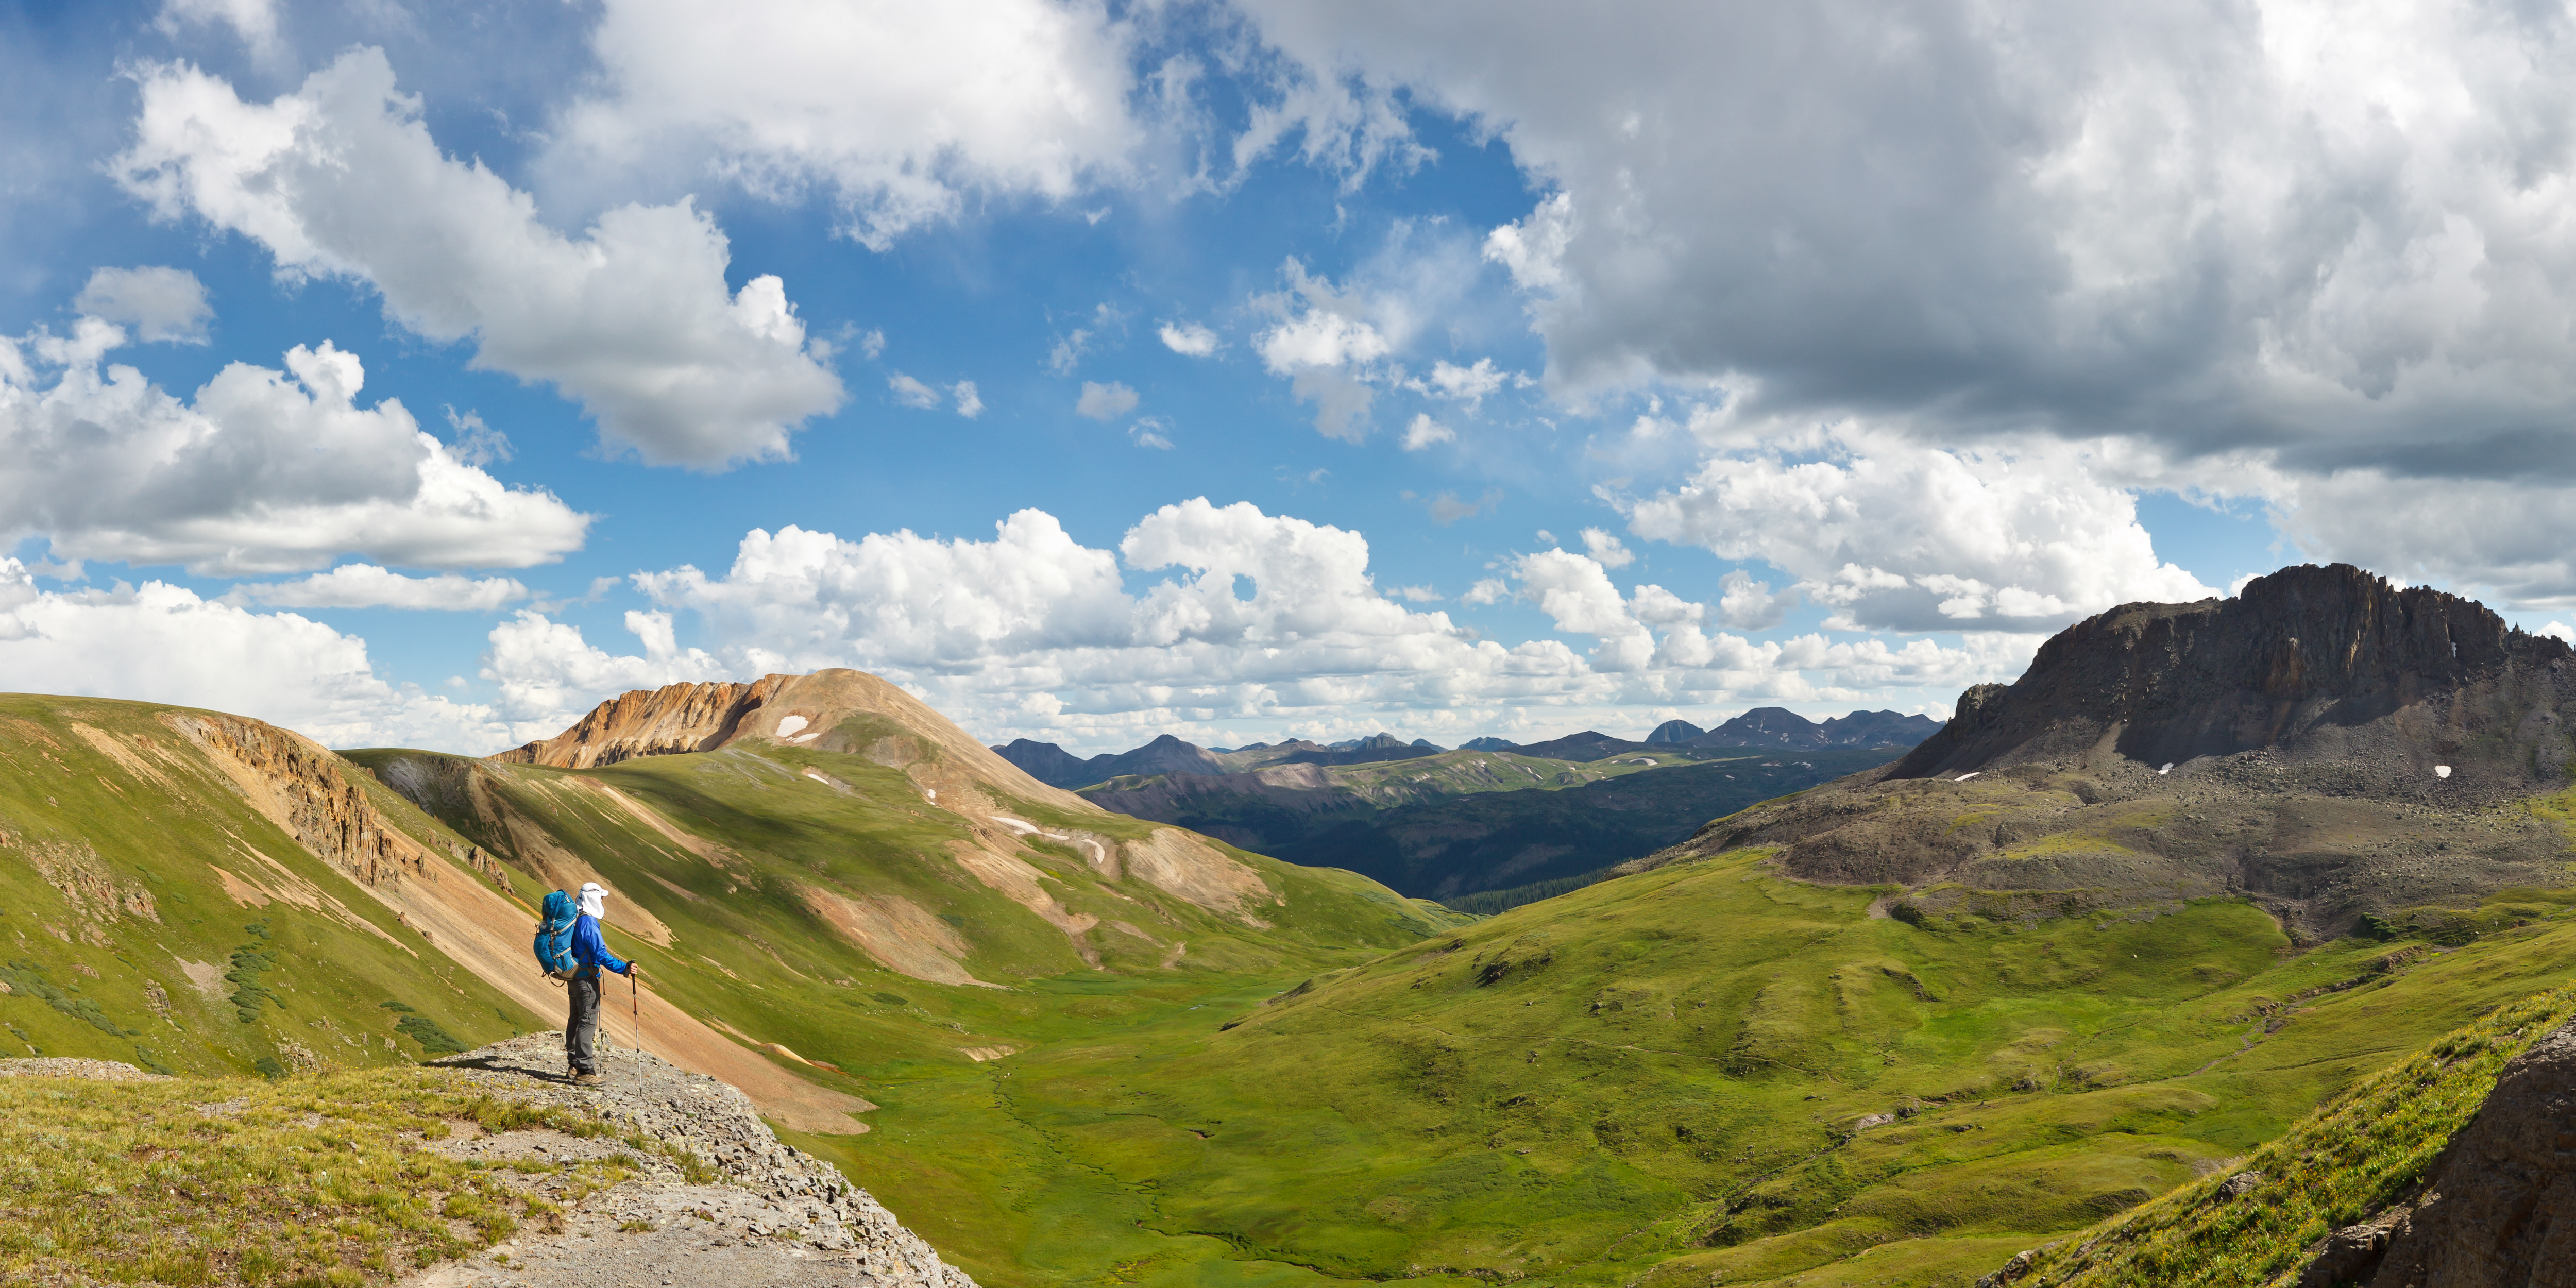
[1894,564,2575,797]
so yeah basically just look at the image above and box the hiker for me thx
[564,881,640,1086]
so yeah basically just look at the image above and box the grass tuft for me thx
[392,1015,467,1057]
[1,959,137,1038]
[225,941,281,1025]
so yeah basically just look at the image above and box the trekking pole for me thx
[631,970,641,1056]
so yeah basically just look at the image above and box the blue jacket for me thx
[571,913,631,979]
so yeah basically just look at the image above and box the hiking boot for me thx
[571,1072,603,1087]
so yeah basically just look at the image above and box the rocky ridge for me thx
[420,1035,975,1288]
[493,670,1082,813]
[0,1056,167,1081]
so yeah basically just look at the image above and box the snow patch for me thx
[988,814,1107,865]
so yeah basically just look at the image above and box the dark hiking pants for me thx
[566,974,602,1075]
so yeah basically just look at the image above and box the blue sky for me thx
[5,0,2574,755]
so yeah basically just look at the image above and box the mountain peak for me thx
[493,669,1093,809]
[1894,563,2575,790]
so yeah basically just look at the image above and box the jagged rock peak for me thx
[1894,563,2575,787]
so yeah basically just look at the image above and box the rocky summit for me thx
[1896,563,2575,795]
[1640,565,2576,938]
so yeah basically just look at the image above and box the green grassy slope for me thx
[0,697,538,1077]
[2008,978,2576,1285]
[343,742,1458,1080]
[820,848,2576,1287]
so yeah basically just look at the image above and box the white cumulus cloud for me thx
[1076,380,1139,420]
[1622,422,2213,633]
[1252,259,1413,442]
[73,266,211,344]
[463,500,2012,752]
[0,557,503,750]
[888,374,943,409]
[1580,528,1633,568]
[1407,357,1515,412]
[1238,1,2576,608]
[1158,321,1219,357]
[480,608,729,741]
[229,565,531,612]
[0,319,588,574]
[550,0,1140,249]
[116,49,845,469]
[1715,570,1794,631]
[1401,413,1454,451]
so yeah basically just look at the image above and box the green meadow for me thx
[8,694,2576,1286]
[798,850,2576,1286]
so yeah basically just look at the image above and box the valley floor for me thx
[794,854,2576,1288]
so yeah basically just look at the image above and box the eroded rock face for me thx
[2311,1019,2576,1286]
[1894,564,2575,799]
[493,680,767,769]
[168,711,442,888]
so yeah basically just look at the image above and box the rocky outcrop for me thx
[168,711,444,889]
[442,1036,980,1286]
[2299,1019,2576,1286]
[1894,564,2575,796]
[494,680,772,769]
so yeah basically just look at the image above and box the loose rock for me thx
[413,1034,975,1288]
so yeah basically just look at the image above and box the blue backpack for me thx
[533,890,581,980]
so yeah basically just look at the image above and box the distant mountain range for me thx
[1643,706,1943,750]
[990,706,1939,789]
[1095,748,1906,902]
